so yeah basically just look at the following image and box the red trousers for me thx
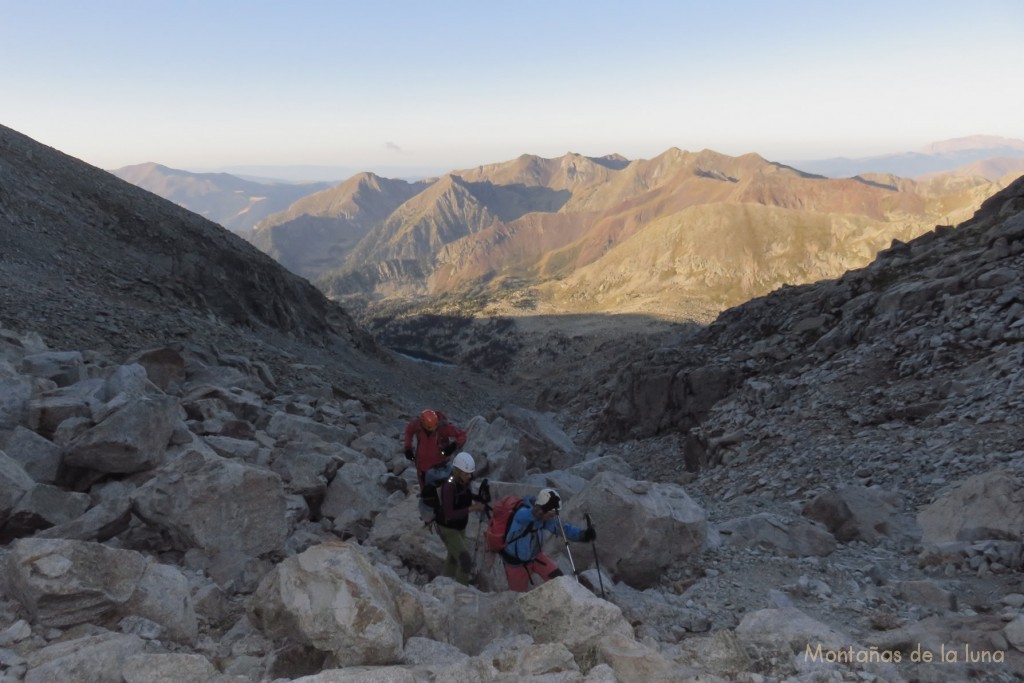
[503,552,562,592]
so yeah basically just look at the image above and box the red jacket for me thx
[404,415,467,475]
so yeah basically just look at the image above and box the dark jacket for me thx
[437,476,477,530]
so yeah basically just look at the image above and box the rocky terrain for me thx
[2,120,1024,682]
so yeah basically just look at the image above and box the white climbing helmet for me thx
[536,488,561,512]
[452,451,475,474]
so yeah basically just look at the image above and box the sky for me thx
[2,0,1023,179]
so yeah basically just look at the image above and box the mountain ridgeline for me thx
[109,163,333,235]
[786,134,1024,178]
[245,148,1016,322]
[249,172,429,281]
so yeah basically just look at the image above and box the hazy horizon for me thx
[116,132,1024,184]
[3,1,1023,173]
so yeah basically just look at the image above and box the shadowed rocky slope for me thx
[0,125,373,354]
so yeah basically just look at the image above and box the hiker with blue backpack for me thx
[499,488,595,592]
[434,452,486,584]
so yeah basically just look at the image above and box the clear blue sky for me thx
[2,0,1022,176]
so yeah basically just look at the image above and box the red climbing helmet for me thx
[419,409,439,431]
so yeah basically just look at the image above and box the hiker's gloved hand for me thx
[581,527,596,542]
[404,447,414,462]
[441,443,457,457]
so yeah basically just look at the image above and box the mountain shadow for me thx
[461,180,572,221]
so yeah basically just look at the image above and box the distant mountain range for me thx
[112,136,1024,237]
[111,137,1024,322]
[189,164,450,184]
[302,148,1015,319]
[782,135,1024,178]
[108,163,332,234]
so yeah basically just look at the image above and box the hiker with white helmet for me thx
[500,488,594,592]
[435,451,486,585]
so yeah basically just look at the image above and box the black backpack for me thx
[419,461,454,524]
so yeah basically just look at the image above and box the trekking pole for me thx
[471,479,492,576]
[472,503,491,575]
[556,514,580,583]
[585,514,607,599]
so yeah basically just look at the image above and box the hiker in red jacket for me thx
[404,409,467,493]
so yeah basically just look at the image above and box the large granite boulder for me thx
[562,472,707,588]
[248,541,405,666]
